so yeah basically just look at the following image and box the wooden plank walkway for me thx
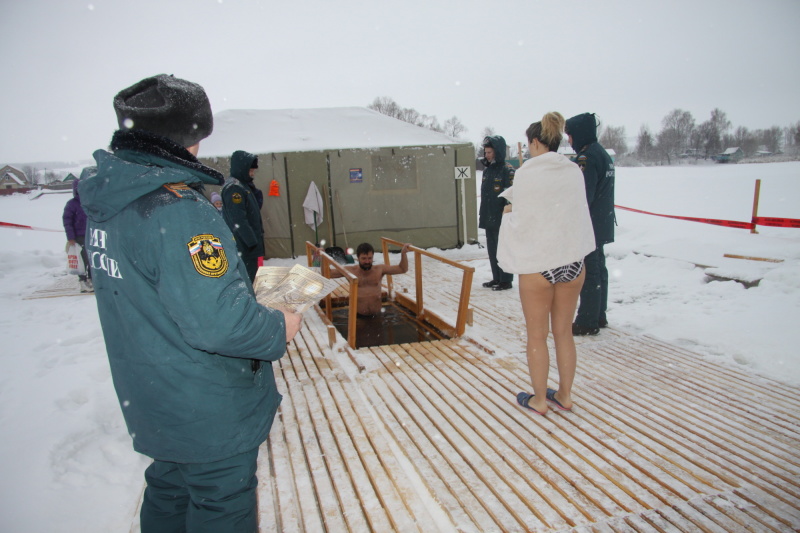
[255,253,800,532]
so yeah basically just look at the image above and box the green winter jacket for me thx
[479,135,515,230]
[566,113,616,245]
[79,135,287,463]
[222,150,265,259]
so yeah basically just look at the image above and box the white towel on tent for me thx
[302,182,324,229]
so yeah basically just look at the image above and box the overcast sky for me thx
[1,0,798,165]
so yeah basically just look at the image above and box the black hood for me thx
[565,113,598,152]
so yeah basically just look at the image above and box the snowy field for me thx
[0,161,798,532]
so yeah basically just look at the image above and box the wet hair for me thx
[525,112,565,152]
[356,242,374,257]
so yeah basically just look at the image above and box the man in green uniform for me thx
[79,74,302,533]
[565,112,616,336]
[221,150,265,282]
[479,135,515,291]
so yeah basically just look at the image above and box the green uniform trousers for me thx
[140,448,259,533]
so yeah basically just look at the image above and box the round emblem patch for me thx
[232,192,243,204]
[187,234,228,278]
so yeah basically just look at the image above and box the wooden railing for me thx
[307,239,475,348]
[380,237,474,337]
[305,242,359,349]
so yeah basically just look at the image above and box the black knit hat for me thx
[113,74,213,148]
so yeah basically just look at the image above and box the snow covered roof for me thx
[557,146,576,155]
[722,147,741,154]
[1,172,25,185]
[200,107,466,157]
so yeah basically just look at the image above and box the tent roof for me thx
[200,107,467,157]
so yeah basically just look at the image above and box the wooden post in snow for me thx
[518,142,523,167]
[751,179,761,234]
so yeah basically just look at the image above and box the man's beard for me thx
[359,263,372,271]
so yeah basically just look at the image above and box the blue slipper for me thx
[546,388,572,411]
[516,392,547,415]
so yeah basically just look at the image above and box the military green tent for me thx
[199,107,477,258]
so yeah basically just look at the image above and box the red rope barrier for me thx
[616,206,800,230]
[614,206,755,230]
[0,221,62,232]
[752,216,800,229]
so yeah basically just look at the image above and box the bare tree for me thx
[368,96,456,135]
[733,126,758,156]
[660,109,695,155]
[20,165,38,185]
[709,108,731,137]
[599,125,628,155]
[656,127,682,164]
[758,126,782,153]
[368,96,401,119]
[636,125,655,161]
[443,116,467,139]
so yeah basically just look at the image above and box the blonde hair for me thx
[526,112,565,152]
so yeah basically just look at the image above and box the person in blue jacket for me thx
[479,135,515,291]
[221,150,265,282]
[79,74,302,533]
[565,112,616,336]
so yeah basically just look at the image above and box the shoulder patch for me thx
[231,192,243,204]
[576,154,588,172]
[187,234,228,278]
[163,183,192,197]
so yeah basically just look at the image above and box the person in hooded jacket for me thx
[565,112,616,336]
[62,171,93,292]
[221,150,265,282]
[78,74,302,533]
[479,135,515,291]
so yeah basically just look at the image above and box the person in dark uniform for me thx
[79,74,302,533]
[221,150,265,282]
[479,135,515,291]
[565,113,616,336]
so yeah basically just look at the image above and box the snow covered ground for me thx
[0,161,798,532]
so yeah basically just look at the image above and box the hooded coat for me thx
[478,136,515,230]
[221,151,265,262]
[565,113,616,245]
[62,178,87,241]
[78,131,287,463]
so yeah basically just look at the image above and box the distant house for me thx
[46,172,78,190]
[0,165,31,192]
[715,147,744,163]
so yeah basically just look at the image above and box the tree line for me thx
[369,98,800,165]
[599,109,800,165]
[368,97,467,139]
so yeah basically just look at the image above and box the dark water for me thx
[331,303,445,348]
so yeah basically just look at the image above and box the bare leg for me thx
[518,273,554,413]
[549,269,586,409]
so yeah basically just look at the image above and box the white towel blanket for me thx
[302,182,324,229]
[497,152,596,274]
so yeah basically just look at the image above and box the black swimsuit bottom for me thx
[541,260,584,284]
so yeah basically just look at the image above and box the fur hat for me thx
[113,74,213,148]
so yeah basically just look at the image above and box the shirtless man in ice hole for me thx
[327,242,410,316]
